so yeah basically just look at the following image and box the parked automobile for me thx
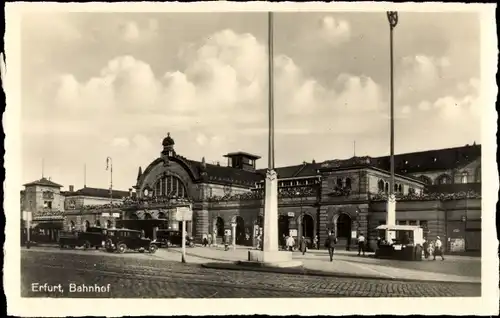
[58,227,109,250]
[104,228,158,254]
[156,229,195,248]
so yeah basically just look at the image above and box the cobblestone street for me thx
[21,249,481,298]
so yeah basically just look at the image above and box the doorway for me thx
[278,215,289,238]
[235,216,245,245]
[302,214,314,238]
[336,213,352,238]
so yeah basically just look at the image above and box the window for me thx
[385,182,389,193]
[409,220,417,226]
[398,184,402,193]
[397,220,407,225]
[394,184,398,192]
[408,188,415,195]
[345,178,352,190]
[336,178,343,188]
[437,174,452,185]
[43,201,52,209]
[420,220,429,234]
[461,172,468,184]
[475,166,481,182]
[154,175,188,198]
[378,179,385,192]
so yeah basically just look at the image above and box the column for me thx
[152,227,158,241]
[231,222,237,250]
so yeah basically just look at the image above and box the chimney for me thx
[129,188,133,197]
[69,185,74,192]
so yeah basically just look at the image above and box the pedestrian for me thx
[202,234,208,247]
[423,238,430,259]
[207,234,213,247]
[300,236,307,255]
[377,236,382,249]
[433,236,445,261]
[256,234,262,250]
[326,231,337,262]
[223,233,229,251]
[313,235,319,250]
[280,234,286,251]
[286,235,295,251]
[357,233,366,256]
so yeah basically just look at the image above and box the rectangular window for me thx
[397,220,407,225]
[43,201,52,209]
[379,220,386,225]
[409,220,417,226]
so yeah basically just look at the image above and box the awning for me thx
[33,221,64,230]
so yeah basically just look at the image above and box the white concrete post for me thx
[231,222,237,250]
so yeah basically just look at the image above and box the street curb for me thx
[201,262,481,285]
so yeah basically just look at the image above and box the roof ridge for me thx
[292,162,308,177]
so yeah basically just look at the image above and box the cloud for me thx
[119,19,159,42]
[111,138,130,148]
[319,16,351,45]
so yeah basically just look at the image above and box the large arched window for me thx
[154,175,188,198]
[345,178,352,190]
[418,175,432,185]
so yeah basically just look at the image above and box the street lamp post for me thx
[296,192,303,245]
[386,11,398,240]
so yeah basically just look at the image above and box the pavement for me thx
[156,245,481,284]
[21,248,481,298]
[24,244,481,284]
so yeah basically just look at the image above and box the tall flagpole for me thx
[268,11,275,170]
[386,11,398,230]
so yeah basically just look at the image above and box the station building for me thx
[21,133,482,253]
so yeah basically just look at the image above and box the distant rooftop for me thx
[63,187,129,199]
[23,177,63,188]
[223,152,261,160]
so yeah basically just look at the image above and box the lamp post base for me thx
[241,250,302,268]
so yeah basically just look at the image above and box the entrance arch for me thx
[235,216,245,245]
[336,213,352,238]
[301,214,314,238]
[216,217,224,238]
[278,215,289,238]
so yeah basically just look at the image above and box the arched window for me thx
[345,178,352,190]
[95,220,101,227]
[384,182,389,193]
[336,178,343,188]
[398,184,402,193]
[475,166,481,182]
[144,213,152,220]
[378,179,385,192]
[461,172,468,184]
[408,188,415,195]
[418,175,432,185]
[394,184,398,192]
[437,174,452,185]
[154,175,188,198]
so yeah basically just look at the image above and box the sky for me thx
[20,11,481,191]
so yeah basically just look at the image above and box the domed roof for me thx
[162,132,175,147]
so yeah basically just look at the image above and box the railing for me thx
[426,182,481,194]
[370,190,481,202]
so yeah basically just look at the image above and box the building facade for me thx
[23,134,482,253]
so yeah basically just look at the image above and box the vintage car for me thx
[375,224,424,261]
[156,229,195,248]
[58,227,109,250]
[104,228,158,254]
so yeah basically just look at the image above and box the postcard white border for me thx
[4,2,499,316]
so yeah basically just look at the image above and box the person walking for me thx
[326,231,337,262]
[286,235,295,252]
[433,236,445,261]
[300,236,307,255]
[357,233,366,256]
[207,234,213,247]
[423,238,430,259]
[202,234,208,247]
[313,235,319,250]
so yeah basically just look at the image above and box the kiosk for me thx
[375,225,424,261]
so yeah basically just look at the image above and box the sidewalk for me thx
[159,246,480,284]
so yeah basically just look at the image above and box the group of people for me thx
[279,234,320,255]
[423,236,445,261]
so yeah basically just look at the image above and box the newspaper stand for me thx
[375,225,424,261]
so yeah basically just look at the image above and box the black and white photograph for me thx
[4,1,498,316]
